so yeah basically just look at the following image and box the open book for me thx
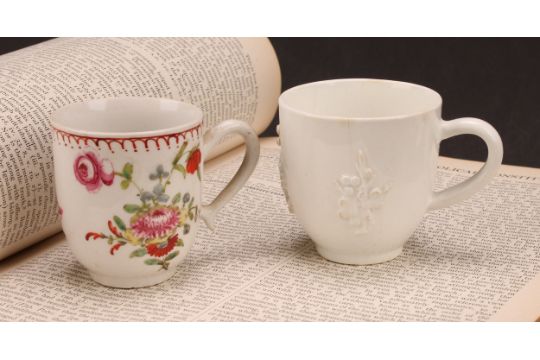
[1,38,539,321]
[0,37,281,260]
[0,138,539,321]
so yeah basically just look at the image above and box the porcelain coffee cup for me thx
[278,79,503,265]
[51,97,260,288]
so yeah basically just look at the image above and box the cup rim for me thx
[279,78,443,121]
[50,97,203,138]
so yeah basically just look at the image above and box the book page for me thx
[0,138,538,321]
[449,158,540,322]
[0,38,280,260]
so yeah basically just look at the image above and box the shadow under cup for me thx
[278,79,502,265]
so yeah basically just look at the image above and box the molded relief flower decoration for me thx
[83,141,200,270]
[73,151,114,192]
[337,149,390,234]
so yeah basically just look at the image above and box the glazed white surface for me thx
[279,79,503,265]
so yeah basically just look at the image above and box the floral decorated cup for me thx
[51,98,259,288]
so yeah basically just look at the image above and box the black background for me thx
[1,38,539,167]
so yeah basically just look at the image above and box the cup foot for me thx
[315,245,403,265]
[89,270,176,288]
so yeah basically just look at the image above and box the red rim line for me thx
[51,124,201,153]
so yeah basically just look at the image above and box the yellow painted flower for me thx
[124,229,142,246]
[178,207,190,225]
[145,235,169,245]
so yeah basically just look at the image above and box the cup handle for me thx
[200,120,260,230]
[428,117,503,210]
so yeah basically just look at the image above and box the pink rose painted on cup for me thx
[73,151,115,192]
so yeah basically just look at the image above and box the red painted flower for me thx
[73,151,114,192]
[85,232,106,241]
[146,234,178,257]
[186,148,201,174]
[131,206,179,240]
[110,243,123,255]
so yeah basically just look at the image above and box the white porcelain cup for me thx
[278,79,503,265]
[51,98,260,288]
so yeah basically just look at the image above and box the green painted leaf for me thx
[113,215,126,231]
[165,250,179,261]
[172,154,181,166]
[120,179,130,190]
[122,163,133,179]
[173,142,189,165]
[188,212,193,220]
[144,258,160,265]
[130,248,147,258]
[123,204,141,213]
[176,238,184,247]
[172,193,182,204]
[196,168,201,181]
[174,164,187,178]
